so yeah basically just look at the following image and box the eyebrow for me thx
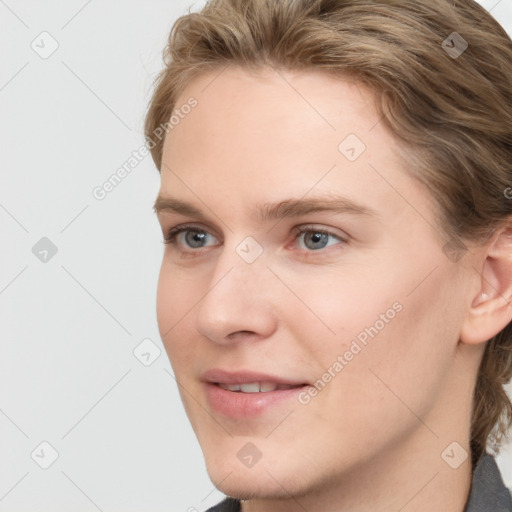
[153,194,378,221]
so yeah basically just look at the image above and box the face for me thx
[154,66,473,500]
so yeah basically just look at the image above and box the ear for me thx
[460,224,512,345]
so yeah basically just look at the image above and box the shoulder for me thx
[464,453,512,512]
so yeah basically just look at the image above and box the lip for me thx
[202,368,309,418]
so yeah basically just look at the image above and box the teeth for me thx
[218,383,240,391]
[240,383,260,393]
[218,382,298,393]
[260,382,278,392]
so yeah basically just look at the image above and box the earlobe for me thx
[460,225,512,345]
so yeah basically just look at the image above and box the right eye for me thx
[163,225,220,250]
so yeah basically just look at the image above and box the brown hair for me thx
[144,0,512,465]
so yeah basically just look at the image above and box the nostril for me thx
[227,330,257,339]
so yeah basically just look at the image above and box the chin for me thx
[205,461,296,500]
[202,445,321,501]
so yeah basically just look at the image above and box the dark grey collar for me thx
[464,453,512,512]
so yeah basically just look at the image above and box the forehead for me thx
[164,68,383,179]
[158,66,436,234]
[164,66,381,165]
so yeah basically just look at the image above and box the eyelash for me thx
[162,223,347,255]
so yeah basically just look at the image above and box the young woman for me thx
[146,1,512,510]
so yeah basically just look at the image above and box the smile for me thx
[217,382,302,393]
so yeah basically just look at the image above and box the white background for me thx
[1,1,512,510]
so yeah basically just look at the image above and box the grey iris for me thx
[304,232,329,250]
[186,231,208,248]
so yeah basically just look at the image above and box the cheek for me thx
[156,261,201,365]
[277,264,405,364]
[323,265,459,430]
[287,258,459,416]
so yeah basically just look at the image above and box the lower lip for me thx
[204,383,306,418]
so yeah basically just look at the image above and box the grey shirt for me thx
[464,453,512,512]
[206,453,512,512]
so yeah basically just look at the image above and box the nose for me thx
[194,244,278,345]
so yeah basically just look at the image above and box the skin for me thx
[154,65,512,512]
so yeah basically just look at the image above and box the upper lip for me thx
[202,368,308,386]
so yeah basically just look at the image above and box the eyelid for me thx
[292,224,349,241]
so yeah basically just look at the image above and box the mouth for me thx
[216,382,304,393]
[202,369,309,417]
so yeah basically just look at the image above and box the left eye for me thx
[295,229,344,251]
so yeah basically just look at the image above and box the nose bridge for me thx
[209,234,268,298]
[194,236,276,343]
